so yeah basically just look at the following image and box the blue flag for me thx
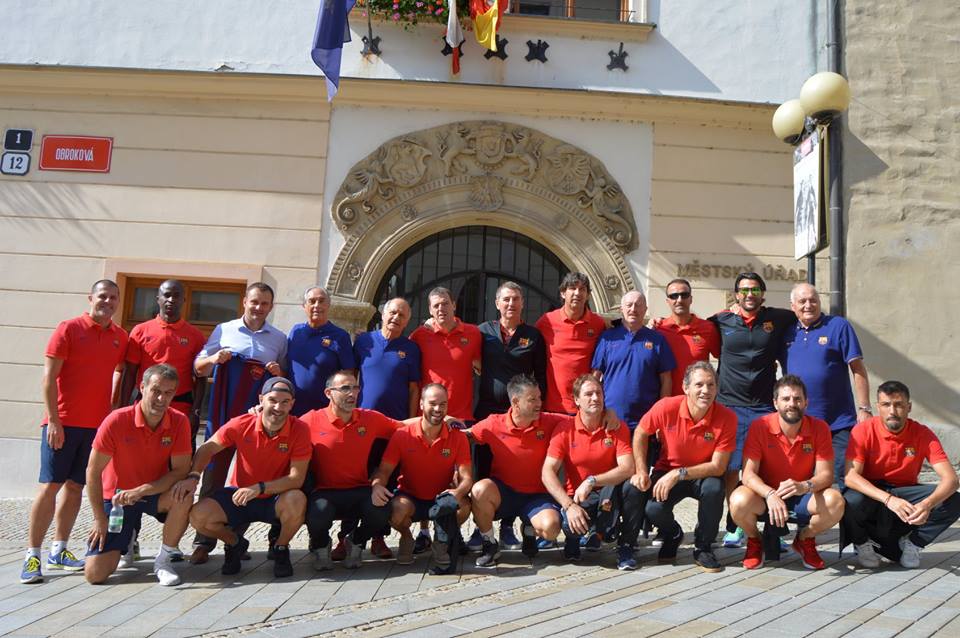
[311,0,357,100]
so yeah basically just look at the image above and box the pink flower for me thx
[392,2,399,7]
[416,1,423,6]
[435,8,443,14]
[361,11,367,16]
[393,12,400,19]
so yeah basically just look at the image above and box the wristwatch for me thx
[678,467,689,480]
[805,480,813,493]
[857,405,872,413]
[585,475,597,487]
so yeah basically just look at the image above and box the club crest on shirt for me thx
[518,338,530,347]
[113,339,120,348]
[603,437,614,447]
[905,447,916,457]
[691,334,703,343]
[762,321,774,333]
[818,336,829,345]
[441,448,451,457]
[802,442,814,453]
[357,426,367,437]
[535,430,546,440]
[397,350,407,359]
[460,337,470,346]
[278,442,289,452]
[179,337,189,346]
[644,341,654,350]
[321,337,332,347]
[587,329,596,337]
[703,431,714,441]
[160,436,172,446]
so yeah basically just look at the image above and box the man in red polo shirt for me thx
[83,364,194,586]
[842,380,960,569]
[371,384,473,574]
[730,375,844,570]
[654,278,720,396]
[410,287,481,422]
[21,279,128,584]
[303,370,402,570]
[536,272,607,414]
[543,374,639,570]
[180,377,311,578]
[635,361,735,573]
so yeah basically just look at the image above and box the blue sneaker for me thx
[537,537,558,550]
[617,545,637,571]
[500,525,521,550]
[47,548,84,571]
[466,529,484,553]
[722,527,745,549]
[20,556,43,584]
[581,533,602,552]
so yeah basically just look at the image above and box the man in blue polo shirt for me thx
[591,290,675,429]
[782,283,871,488]
[355,298,421,420]
[287,287,356,416]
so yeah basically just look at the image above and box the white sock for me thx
[480,528,496,543]
[25,548,40,560]
[50,540,67,556]
[160,544,178,556]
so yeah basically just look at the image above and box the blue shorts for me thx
[491,478,559,522]
[86,495,165,556]
[728,405,775,471]
[762,492,814,527]
[211,487,280,531]
[397,493,435,522]
[39,425,96,485]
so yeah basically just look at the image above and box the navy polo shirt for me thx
[711,307,795,408]
[782,314,863,431]
[476,321,547,420]
[590,325,676,428]
[287,321,356,416]
[354,330,421,420]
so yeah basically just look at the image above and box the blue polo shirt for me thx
[591,325,676,428]
[198,317,288,367]
[354,330,421,420]
[782,314,863,431]
[287,321,356,416]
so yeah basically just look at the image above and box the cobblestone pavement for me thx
[1,497,958,637]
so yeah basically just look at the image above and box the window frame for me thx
[118,275,246,337]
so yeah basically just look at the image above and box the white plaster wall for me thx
[0,0,820,104]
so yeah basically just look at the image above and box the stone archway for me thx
[325,120,639,332]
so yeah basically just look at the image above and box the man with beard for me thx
[842,381,960,569]
[730,375,843,570]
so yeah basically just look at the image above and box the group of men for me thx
[20,270,960,586]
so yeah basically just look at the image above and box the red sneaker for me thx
[742,536,764,570]
[331,537,350,562]
[370,536,394,559]
[793,536,825,570]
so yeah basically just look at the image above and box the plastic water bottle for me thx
[108,491,124,533]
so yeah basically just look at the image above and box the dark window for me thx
[120,276,245,336]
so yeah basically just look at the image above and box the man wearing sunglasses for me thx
[655,279,720,398]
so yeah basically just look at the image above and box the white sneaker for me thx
[855,540,881,569]
[344,543,363,569]
[899,536,922,568]
[154,552,181,586]
[118,535,137,568]
[312,546,333,571]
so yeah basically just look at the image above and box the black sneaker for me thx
[413,530,432,554]
[222,536,249,575]
[563,534,582,562]
[658,525,683,564]
[694,548,722,573]
[521,525,538,558]
[267,523,281,560]
[475,539,500,568]
[273,545,293,578]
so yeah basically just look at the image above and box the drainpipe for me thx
[826,0,845,316]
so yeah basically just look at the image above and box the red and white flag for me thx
[446,0,465,74]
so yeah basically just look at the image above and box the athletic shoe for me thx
[20,556,43,584]
[312,545,333,571]
[742,536,764,570]
[118,535,138,568]
[694,548,722,573]
[500,525,521,550]
[344,543,364,569]
[413,530,432,554]
[563,535,581,562]
[331,537,350,561]
[537,538,558,550]
[793,536,825,570]
[722,527,745,549]
[616,545,637,571]
[650,531,665,547]
[272,545,294,578]
[475,539,500,568]
[154,551,181,586]
[430,540,451,574]
[779,536,793,554]
[658,525,683,564]
[396,534,415,565]
[222,537,249,576]
[520,525,538,558]
[855,540,881,569]
[371,536,394,559]
[899,536,922,569]
[168,548,185,563]
[47,548,84,571]
[466,528,484,553]
[581,533,602,552]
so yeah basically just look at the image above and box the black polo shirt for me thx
[475,321,547,420]
[710,307,795,408]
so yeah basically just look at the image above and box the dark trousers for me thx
[307,487,391,549]
[843,483,960,550]
[645,475,725,551]
[831,427,852,490]
[562,481,644,547]
[193,448,234,550]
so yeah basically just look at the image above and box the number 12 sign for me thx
[1,152,31,175]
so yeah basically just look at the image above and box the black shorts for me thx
[86,495,165,556]
[211,487,280,531]
[397,492,436,521]
[39,425,96,485]
[491,478,559,521]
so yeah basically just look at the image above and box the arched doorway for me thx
[368,225,568,333]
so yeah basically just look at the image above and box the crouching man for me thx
[84,364,194,586]
[730,375,844,570]
[184,377,311,578]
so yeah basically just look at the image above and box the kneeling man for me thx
[543,374,640,570]
[186,377,311,578]
[731,375,843,570]
[635,361,736,573]
[84,364,193,585]
[842,380,960,569]
[372,384,473,574]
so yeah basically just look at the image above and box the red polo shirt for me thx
[639,395,737,472]
[45,314,128,428]
[471,411,569,493]
[302,407,401,489]
[656,315,720,395]
[213,414,312,497]
[846,417,949,487]
[92,403,192,500]
[546,414,631,495]
[126,316,205,396]
[382,421,471,500]
[409,318,482,421]
[743,413,833,488]
[536,308,606,413]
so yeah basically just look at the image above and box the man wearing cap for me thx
[21,279,128,584]
[842,381,960,569]
[181,377,311,578]
[371,384,473,574]
[730,375,844,570]
[655,278,720,397]
[84,364,194,586]
[635,361,736,573]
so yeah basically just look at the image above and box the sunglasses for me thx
[666,292,691,300]
[737,287,763,295]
